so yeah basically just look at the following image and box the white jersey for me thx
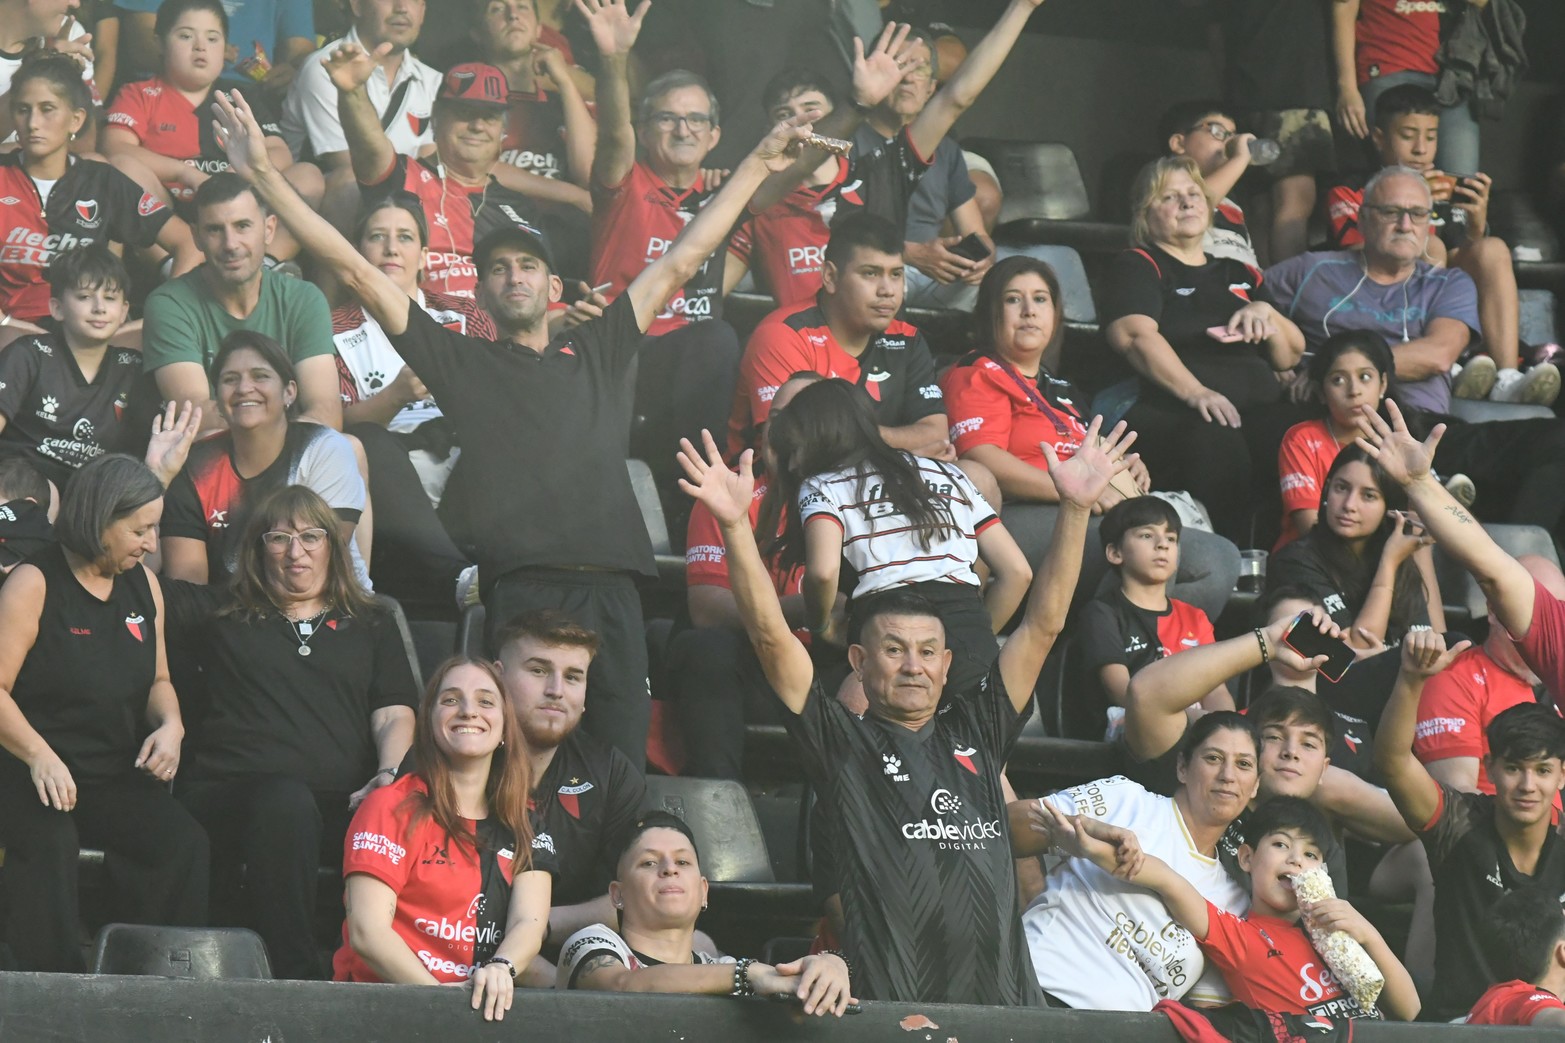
[798,455,997,597]
[557,923,732,990]
[1023,775,1250,1010]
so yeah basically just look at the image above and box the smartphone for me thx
[1282,610,1356,684]
[950,233,992,263]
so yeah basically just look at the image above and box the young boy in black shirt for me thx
[1378,628,1565,1021]
[0,250,145,489]
[1076,497,1231,739]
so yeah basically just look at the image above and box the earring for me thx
[69,130,77,142]
[701,901,708,911]
[613,900,622,909]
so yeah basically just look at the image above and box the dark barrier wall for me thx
[1,973,1559,1043]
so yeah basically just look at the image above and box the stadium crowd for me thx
[3,0,1565,1031]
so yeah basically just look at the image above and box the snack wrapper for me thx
[804,134,852,157]
[1291,866,1384,1012]
[236,42,272,82]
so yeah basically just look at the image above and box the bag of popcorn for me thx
[1291,866,1384,1011]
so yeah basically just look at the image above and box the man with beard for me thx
[1378,628,1565,1021]
[212,84,813,764]
[494,610,645,982]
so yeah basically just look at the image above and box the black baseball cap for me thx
[473,220,556,274]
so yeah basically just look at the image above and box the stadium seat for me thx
[642,776,774,884]
[374,594,422,688]
[1432,523,1560,624]
[976,141,1092,223]
[89,923,272,980]
[459,602,486,659]
[626,459,687,596]
[1445,398,1556,423]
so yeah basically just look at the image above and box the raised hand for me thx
[851,22,915,109]
[145,400,203,488]
[1265,606,1341,673]
[324,39,388,94]
[210,89,274,181]
[45,15,93,68]
[1398,628,1470,680]
[1380,510,1433,565]
[753,115,817,173]
[574,0,650,58]
[1354,399,1443,488]
[676,430,755,528]
[1040,415,1136,511]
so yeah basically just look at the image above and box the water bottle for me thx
[1248,138,1282,166]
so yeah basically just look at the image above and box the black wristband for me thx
[731,957,756,997]
[484,955,518,982]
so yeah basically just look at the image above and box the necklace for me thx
[284,607,328,657]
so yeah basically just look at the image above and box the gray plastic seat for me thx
[641,776,774,884]
[90,924,271,980]
[975,141,1092,224]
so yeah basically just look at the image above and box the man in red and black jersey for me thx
[209,81,815,766]
[333,50,589,298]
[492,610,645,980]
[728,213,946,459]
[678,412,1136,1004]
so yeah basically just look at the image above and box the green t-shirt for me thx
[141,267,334,379]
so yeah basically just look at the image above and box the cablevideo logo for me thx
[901,788,1001,850]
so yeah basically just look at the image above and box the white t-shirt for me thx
[1023,775,1250,1010]
[798,455,997,597]
[557,923,732,990]
[280,26,440,159]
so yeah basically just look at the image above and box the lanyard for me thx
[994,358,1076,439]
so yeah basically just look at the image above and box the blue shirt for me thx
[1261,250,1479,414]
[115,0,314,81]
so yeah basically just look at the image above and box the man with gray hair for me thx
[1261,165,1478,415]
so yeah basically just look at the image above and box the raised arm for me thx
[326,40,398,186]
[537,44,596,189]
[623,117,812,332]
[908,0,1041,159]
[1311,766,1417,844]
[1357,400,1536,637]
[679,432,813,712]
[996,417,1134,710]
[579,0,648,191]
[1374,629,1470,832]
[212,89,413,336]
[1125,608,1338,761]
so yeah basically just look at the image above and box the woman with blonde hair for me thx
[1101,155,1305,544]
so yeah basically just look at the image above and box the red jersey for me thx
[729,127,930,309]
[332,773,554,984]
[1200,902,1380,1019]
[0,154,172,322]
[106,78,283,205]
[499,89,571,181]
[1354,0,1442,84]
[939,351,1089,468]
[361,155,550,298]
[684,474,807,640]
[590,161,725,336]
[1514,579,1565,707]
[1416,644,1555,796]
[1324,182,1366,250]
[728,303,943,456]
[1276,419,1345,550]
[1467,980,1565,1026]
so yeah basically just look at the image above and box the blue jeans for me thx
[1360,70,1481,175]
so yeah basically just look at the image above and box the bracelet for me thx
[851,98,874,114]
[484,955,518,982]
[818,948,853,982]
[1254,628,1271,664]
[375,767,396,780]
[731,957,755,997]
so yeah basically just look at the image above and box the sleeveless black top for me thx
[7,543,158,782]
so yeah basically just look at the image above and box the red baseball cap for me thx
[437,63,509,109]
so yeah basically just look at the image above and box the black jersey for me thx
[5,544,156,782]
[184,604,419,793]
[0,334,142,487]
[530,729,646,907]
[1268,537,1430,643]
[785,660,1039,1005]
[1420,784,1565,1021]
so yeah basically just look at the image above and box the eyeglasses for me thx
[1363,204,1433,223]
[647,111,713,132]
[262,528,329,551]
[1187,121,1234,142]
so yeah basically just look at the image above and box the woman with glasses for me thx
[161,329,371,590]
[176,482,418,980]
[1101,156,1306,545]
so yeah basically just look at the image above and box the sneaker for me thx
[455,564,480,613]
[1444,473,1477,508]
[1451,355,1497,399]
[1518,363,1559,405]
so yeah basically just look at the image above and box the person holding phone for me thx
[1102,156,1305,544]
